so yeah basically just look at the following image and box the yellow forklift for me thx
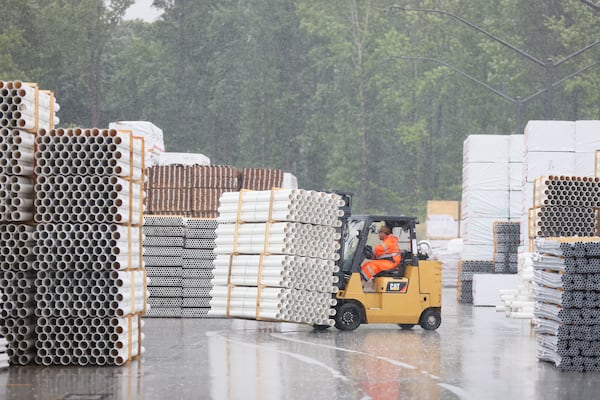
[320,192,442,331]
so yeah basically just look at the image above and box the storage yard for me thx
[3,78,600,399]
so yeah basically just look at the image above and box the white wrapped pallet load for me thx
[461,191,509,219]
[574,120,600,153]
[156,152,210,166]
[463,135,510,163]
[523,152,575,183]
[282,172,298,189]
[509,134,524,163]
[462,162,509,191]
[524,120,575,152]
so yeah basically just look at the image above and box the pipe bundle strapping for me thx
[209,189,343,326]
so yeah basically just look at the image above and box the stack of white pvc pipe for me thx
[0,80,60,131]
[217,189,345,226]
[214,222,340,259]
[209,189,343,326]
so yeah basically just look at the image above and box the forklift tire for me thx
[419,309,441,330]
[335,302,362,331]
[398,324,414,330]
[312,324,331,331]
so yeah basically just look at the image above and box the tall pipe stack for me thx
[145,165,239,218]
[533,238,600,372]
[28,128,147,366]
[182,218,217,318]
[143,216,185,318]
[529,175,600,239]
[493,222,520,273]
[209,189,343,326]
[0,81,58,365]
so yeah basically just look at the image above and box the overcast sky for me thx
[123,0,163,22]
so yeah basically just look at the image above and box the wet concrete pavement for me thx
[2,287,600,400]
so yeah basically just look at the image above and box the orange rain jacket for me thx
[360,234,402,280]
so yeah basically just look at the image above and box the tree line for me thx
[1,0,599,219]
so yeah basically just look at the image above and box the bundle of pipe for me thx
[0,223,37,365]
[497,252,535,319]
[493,222,520,273]
[0,129,35,222]
[212,255,339,293]
[0,336,8,368]
[214,222,340,259]
[23,128,147,366]
[182,218,217,318]
[533,238,600,372]
[216,189,344,227]
[143,216,185,318]
[36,315,143,366]
[209,286,336,325]
[209,189,343,326]
[530,176,600,238]
[0,80,60,131]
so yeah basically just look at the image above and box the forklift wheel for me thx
[335,302,362,331]
[419,309,441,330]
[398,324,414,330]
[312,324,331,331]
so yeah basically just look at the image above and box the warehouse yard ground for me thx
[1,287,599,400]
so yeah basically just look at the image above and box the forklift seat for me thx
[373,250,411,278]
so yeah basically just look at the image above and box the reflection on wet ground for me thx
[2,288,600,400]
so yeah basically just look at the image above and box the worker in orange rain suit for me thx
[360,225,401,281]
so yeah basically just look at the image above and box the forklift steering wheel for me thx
[364,245,374,259]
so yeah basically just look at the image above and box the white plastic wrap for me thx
[426,215,459,239]
[462,162,509,191]
[461,190,509,219]
[461,217,503,245]
[463,135,510,164]
[574,152,596,177]
[509,134,524,163]
[524,120,575,152]
[523,152,575,183]
[282,172,298,189]
[574,120,600,153]
[509,163,523,191]
[156,152,210,166]
[509,191,522,220]
[461,243,494,260]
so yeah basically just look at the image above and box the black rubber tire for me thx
[398,324,415,330]
[335,302,362,331]
[419,309,441,330]
[312,324,331,331]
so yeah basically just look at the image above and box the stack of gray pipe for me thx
[209,189,343,326]
[143,216,185,317]
[493,222,520,273]
[533,238,600,372]
[0,81,55,365]
[182,218,217,318]
[532,176,600,238]
[27,128,146,366]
